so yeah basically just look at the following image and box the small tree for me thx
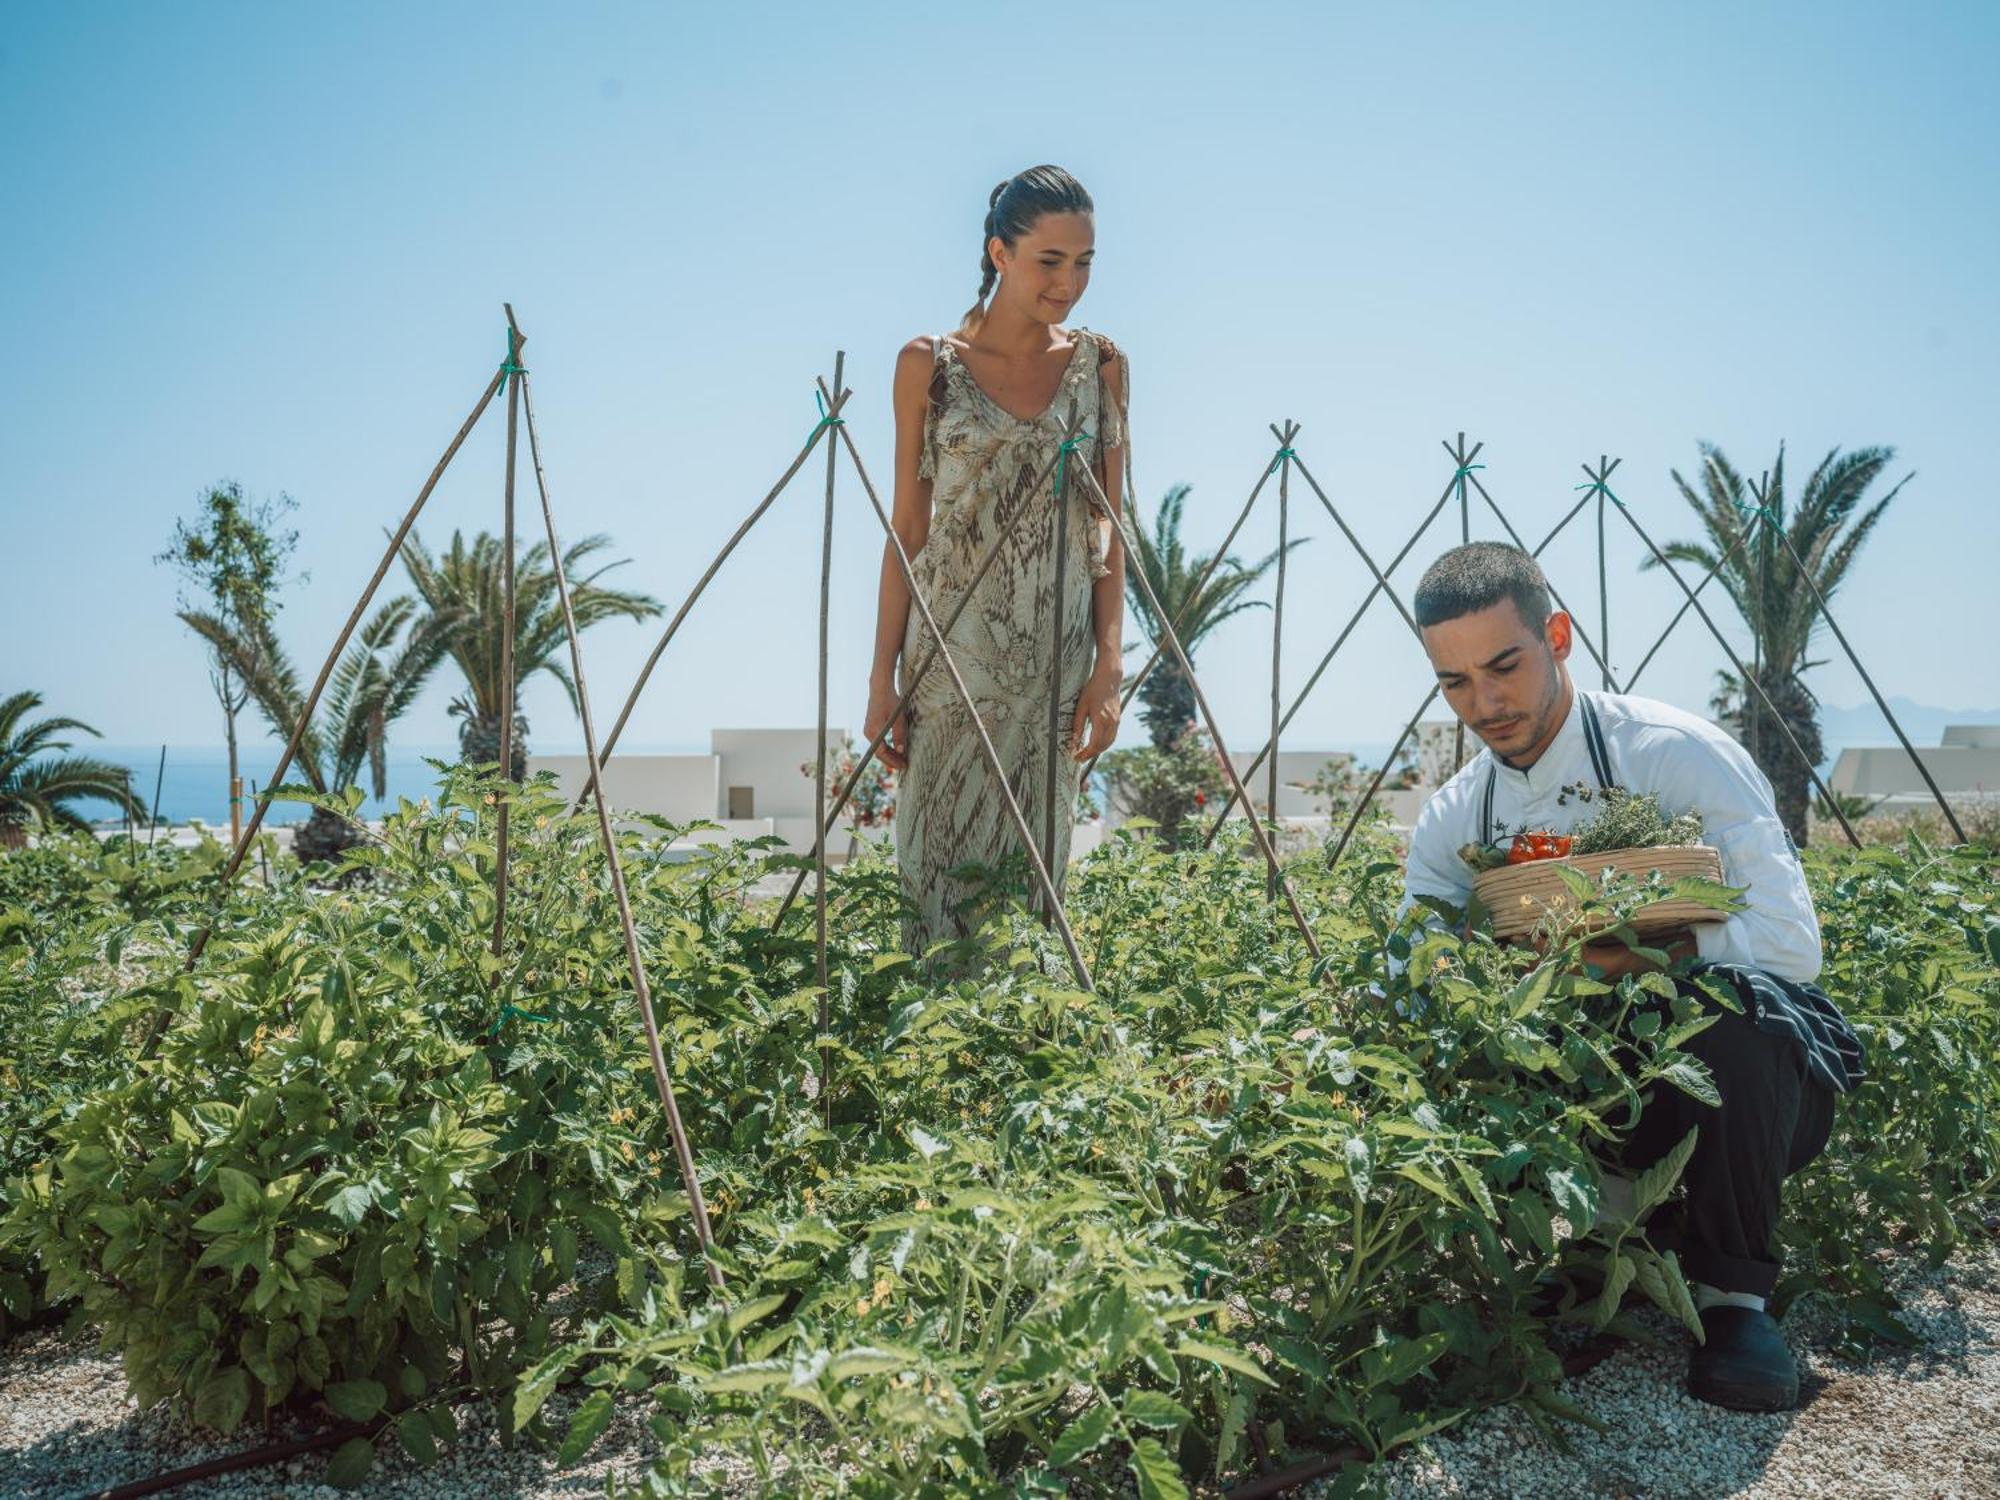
[1123,484,1300,747]
[0,692,145,847]
[180,597,456,865]
[1100,729,1230,845]
[157,482,304,837]
[396,529,661,779]
[1650,442,1907,844]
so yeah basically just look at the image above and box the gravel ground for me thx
[4,1244,1994,1499]
[1368,1241,2000,1500]
[0,1341,668,1499]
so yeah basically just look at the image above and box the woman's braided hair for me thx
[958,165,1093,333]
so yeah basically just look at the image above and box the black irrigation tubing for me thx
[1220,1333,1628,1500]
[85,1415,389,1500]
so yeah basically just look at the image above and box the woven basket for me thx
[1471,844,1727,941]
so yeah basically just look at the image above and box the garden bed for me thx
[2,768,1995,1498]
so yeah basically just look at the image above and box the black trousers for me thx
[1612,984,1836,1297]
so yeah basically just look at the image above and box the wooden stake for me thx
[517,361,728,1292]
[491,312,525,961]
[813,352,843,1103]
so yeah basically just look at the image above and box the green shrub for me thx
[4,770,790,1483]
[2,778,1993,1496]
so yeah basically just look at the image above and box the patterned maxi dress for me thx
[895,327,1129,960]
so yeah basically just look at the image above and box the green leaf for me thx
[324,1436,376,1489]
[396,1410,438,1465]
[1508,1192,1555,1254]
[191,1366,251,1433]
[324,1183,373,1228]
[1508,961,1557,1019]
[1174,1337,1275,1386]
[1047,1403,1116,1468]
[512,1348,578,1430]
[826,1346,915,1380]
[725,1293,788,1336]
[1122,1390,1193,1431]
[1656,1058,1720,1107]
[1129,1435,1190,1500]
[702,1359,793,1394]
[559,1389,614,1464]
[1554,864,1596,901]
[1394,1163,1466,1209]
[1668,875,1746,912]
[1361,1330,1448,1387]
[1633,1127,1698,1215]
[1344,1134,1373,1197]
[325,1378,388,1422]
[1592,1253,1638,1329]
[909,1125,949,1159]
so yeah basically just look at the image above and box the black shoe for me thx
[1687,1306,1799,1412]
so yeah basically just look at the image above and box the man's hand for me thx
[1577,925,1697,979]
[1520,924,1697,978]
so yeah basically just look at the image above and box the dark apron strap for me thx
[1580,692,1617,788]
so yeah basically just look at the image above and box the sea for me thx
[74,742,702,828]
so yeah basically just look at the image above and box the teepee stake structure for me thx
[1194,432,1616,845]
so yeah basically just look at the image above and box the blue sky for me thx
[6,1,1997,772]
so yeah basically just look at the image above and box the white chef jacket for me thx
[1399,688,1823,983]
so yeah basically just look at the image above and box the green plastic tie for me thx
[1453,463,1485,480]
[1576,479,1625,509]
[812,388,845,437]
[489,1002,552,1036]
[1267,445,1297,475]
[1053,428,1096,496]
[499,329,525,391]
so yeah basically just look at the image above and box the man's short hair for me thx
[1412,543,1553,631]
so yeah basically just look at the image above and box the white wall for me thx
[527,753,719,824]
[1943,725,2000,749]
[712,727,849,821]
[1829,745,2000,797]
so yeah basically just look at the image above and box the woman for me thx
[863,165,1129,961]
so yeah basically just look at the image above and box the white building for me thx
[1828,724,2000,814]
[530,728,1107,863]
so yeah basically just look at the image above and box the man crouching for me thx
[1397,541,1863,1412]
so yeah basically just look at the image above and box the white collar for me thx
[1489,684,1592,799]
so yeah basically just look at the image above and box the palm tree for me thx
[0,692,145,848]
[396,530,662,779]
[1647,442,1909,843]
[181,596,458,864]
[1123,483,1301,747]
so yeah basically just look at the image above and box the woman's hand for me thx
[1069,664,1124,761]
[865,676,910,772]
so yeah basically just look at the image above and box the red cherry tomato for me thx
[1507,832,1574,864]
